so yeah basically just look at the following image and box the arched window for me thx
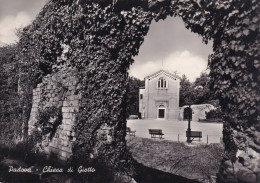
[158,77,167,89]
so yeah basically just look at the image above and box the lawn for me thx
[126,136,224,183]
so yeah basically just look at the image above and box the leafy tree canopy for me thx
[180,72,217,107]
[126,76,144,117]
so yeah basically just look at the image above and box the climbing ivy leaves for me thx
[16,1,259,181]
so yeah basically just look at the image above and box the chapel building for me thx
[139,70,180,120]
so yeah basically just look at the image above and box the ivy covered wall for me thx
[147,1,259,183]
[14,0,259,182]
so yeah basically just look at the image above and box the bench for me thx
[149,129,164,139]
[126,127,136,136]
[186,131,202,142]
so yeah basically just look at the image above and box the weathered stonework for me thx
[28,67,81,160]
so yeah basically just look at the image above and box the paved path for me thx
[127,119,223,144]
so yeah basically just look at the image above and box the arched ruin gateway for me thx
[16,0,259,182]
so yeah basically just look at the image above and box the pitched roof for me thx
[144,69,181,80]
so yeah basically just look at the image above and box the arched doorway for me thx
[183,107,192,120]
[158,104,166,119]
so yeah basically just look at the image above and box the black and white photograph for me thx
[0,0,259,182]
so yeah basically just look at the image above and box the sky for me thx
[0,0,213,82]
[0,0,47,43]
[129,17,213,82]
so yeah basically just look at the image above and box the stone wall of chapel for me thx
[144,72,179,119]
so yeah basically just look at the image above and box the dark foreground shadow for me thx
[133,160,200,183]
[0,143,200,183]
[0,160,200,183]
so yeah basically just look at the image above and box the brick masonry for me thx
[28,67,81,160]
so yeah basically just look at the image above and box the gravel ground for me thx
[127,119,223,144]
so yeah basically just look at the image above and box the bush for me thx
[0,45,23,145]
[206,108,223,119]
[35,106,62,141]
[8,134,37,161]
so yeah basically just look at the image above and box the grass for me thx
[126,136,224,182]
[0,137,223,183]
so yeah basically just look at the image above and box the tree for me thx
[126,77,144,117]
[179,75,192,107]
[193,72,217,105]
[180,73,218,107]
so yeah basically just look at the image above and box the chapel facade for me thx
[139,70,180,120]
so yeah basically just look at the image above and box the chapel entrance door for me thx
[158,109,165,119]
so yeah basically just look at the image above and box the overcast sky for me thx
[0,0,213,82]
[129,17,213,82]
[0,0,47,44]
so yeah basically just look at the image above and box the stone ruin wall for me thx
[28,67,81,160]
[179,104,215,121]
